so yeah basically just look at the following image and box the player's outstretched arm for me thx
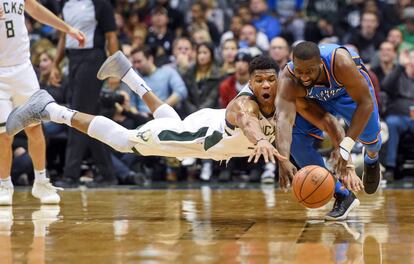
[226,97,286,164]
[25,0,85,47]
[274,69,299,188]
[332,49,374,160]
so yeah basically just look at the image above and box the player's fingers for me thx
[248,152,254,163]
[254,148,262,163]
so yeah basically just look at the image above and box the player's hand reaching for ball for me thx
[341,164,364,192]
[68,27,86,48]
[248,139,287,164]
[278,160,297,191]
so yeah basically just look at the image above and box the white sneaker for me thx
[32,179,63,204]
[261,169,275,184]
[0,185,13,206]
[200,162,212,181]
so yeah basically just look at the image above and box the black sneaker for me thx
[363,160,381,194]
[53,177,80,188]
[325,192,360,221]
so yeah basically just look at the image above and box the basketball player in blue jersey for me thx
[275,41,382,214]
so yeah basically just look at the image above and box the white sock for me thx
[121,68,152,98]
[45,103,76,126]
[153,104,181,120]
[0,176,13,188]
[87,116,136,153]
[34,169,47,182]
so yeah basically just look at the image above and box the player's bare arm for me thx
[226,96,286,163]
[333,49,374,157]
[25,0,85,47]
[296,98,364,192]
[274,68,302,187]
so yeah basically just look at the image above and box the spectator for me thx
[399,7,414,50]
[129,47,187,114]
[169,37,195,75]
[219,51,251,108]
[50,0,119,188]
[182,42,223,181]
[372,41,397,84]
[220,38,238,76]
[187,1,220,46]
[146,6,175,66]
[272,0,305,41]
[37,50,69,137]
[191,27,213,45]
[381,49,414,181]
[250,0,281,41]
[238,4,253,24]
[130,27,147,50]
[387,27,404,53]
[220,15,243,45]
[202,0,225,34]
[153,0,185,37]
[345,11,385,65]
[269,36,290,70]
[239,23,268,55]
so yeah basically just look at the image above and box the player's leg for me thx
[0,99,14,205]
[0,133,14,205]
[97,51,180,120]
[292,115,359,221]
[24,124,62,204]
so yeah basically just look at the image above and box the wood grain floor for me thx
[0,186,412,263]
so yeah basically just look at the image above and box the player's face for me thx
[292,57,322,88]
[250,69,277,105]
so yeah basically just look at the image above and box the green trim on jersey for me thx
[131,147,142,156]
[204,130,223,151]
[158,127,209,142]
[0,122,5,127]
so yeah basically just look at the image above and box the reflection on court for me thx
[0,186,413,263]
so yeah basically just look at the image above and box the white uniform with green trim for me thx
[130,85,276,161]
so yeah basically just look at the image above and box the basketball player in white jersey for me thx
[0,0,85,205]
[7,51,359,176]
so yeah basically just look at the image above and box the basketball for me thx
[292,165,335,209]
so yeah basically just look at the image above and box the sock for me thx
[153,104,181,120]
[0,177,13,188]
[121,68,152,98]
[45,103,76,126]
[334,181,350,197]
[87,116,136,153]
[34,169,47,182]
[364,153,378,165]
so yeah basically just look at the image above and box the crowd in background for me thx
[11,0,414,187]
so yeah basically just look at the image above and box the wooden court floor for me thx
[0,185,413,264]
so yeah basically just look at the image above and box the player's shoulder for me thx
[333,48,354,68]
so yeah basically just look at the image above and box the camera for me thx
[100,90,125,107]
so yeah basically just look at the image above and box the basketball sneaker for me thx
[32,179,63,204]
[97,50,132,80]
[363,160,381,194]
[325,192,360,221]
[0,185,13,206]
[6,89,54,136]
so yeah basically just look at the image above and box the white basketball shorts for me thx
[0,61,40,133]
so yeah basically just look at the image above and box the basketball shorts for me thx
[0,61,40,133]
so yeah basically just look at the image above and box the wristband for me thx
[339,137,355,161]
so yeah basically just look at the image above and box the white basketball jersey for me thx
[0,0,30,67]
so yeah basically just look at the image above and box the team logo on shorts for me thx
[136,130,151,142]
